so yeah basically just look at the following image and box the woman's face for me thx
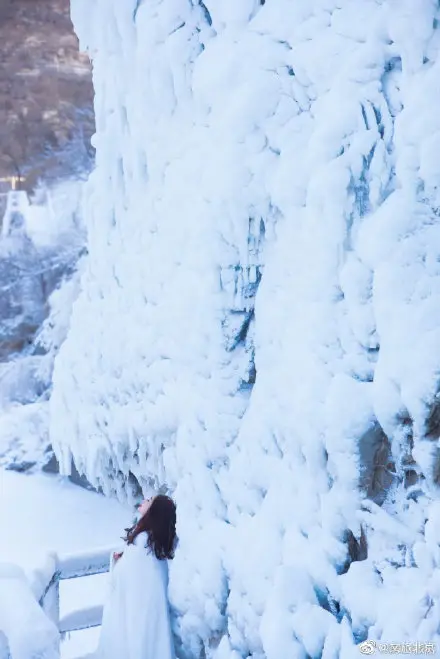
[138,496,154,517]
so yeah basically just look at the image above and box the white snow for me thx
[0,562,59,659]
[0,469,127,573]
[0,469,130,657]
[26,181,85,248]
[0,179,84,470]
[0,271,81,470]
[48,0,440,657]
[1,192,30,238]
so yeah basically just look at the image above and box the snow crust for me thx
[51,1,440,656]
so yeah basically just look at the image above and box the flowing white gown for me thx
[97,532,175,659]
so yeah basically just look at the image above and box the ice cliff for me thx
[51,1,440,657]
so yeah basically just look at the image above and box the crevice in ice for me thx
[197,1,213,26]
[249,0,268,21]
[220,266,263,315]
[372,106,384,140]
[225,309,255,353]
[220,216,266,387]
[314,585,343,622]
[360,104,369,131]
[426,392,440,440]
[345,527,368,567]
[276,38,292,50]
[380,56,403,122]
[359,423,395,505]
[127,470,143,499]
[390,412,416,483]
[348,162,371,221]
[169,21,186,37]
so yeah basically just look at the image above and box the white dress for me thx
[97,532,175,659]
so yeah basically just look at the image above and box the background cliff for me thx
[0,0,90,475]
[0,0,94,189]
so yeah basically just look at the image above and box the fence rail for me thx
[1,546,115,659]
[40,546,115,634]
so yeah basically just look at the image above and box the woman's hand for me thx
[113,551,123,563]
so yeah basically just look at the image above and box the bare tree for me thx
[0,0,95,187]
[2,110,35,182]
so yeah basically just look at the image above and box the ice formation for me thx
[0,182,84,470]
[51,1,440,657]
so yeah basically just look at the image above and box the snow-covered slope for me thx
[51,1,440,657]
[0,182,84,471]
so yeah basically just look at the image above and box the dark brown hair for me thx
[123,495,177,560]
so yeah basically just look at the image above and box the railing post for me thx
[41,573,60,627]
[1,562,60,659]
[9,544,116,654]
[0,629,11,659]
[40,572,60,655]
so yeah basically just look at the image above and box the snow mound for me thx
[0,563,59,659]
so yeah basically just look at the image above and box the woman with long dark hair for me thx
[97,494,177,659]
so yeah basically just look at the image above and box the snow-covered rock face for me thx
[52,1,440,656]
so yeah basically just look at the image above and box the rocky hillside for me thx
[0,2,90,480]
[0,0,94,187]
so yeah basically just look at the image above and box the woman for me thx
[97,494,177,659]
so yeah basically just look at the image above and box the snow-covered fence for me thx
[0,562,59,659]
[38,546,113,635]
[1,546,113,658]
[0,630,11,659]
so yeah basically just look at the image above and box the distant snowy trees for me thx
[0,181,85,472]
[0,206,83,360]
[0,105,95,189]
[0,0,94,186]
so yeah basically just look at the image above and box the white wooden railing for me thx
[39,546,114,636]
[1,546,116,659]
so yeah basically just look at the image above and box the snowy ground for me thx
[0,469,130,657]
